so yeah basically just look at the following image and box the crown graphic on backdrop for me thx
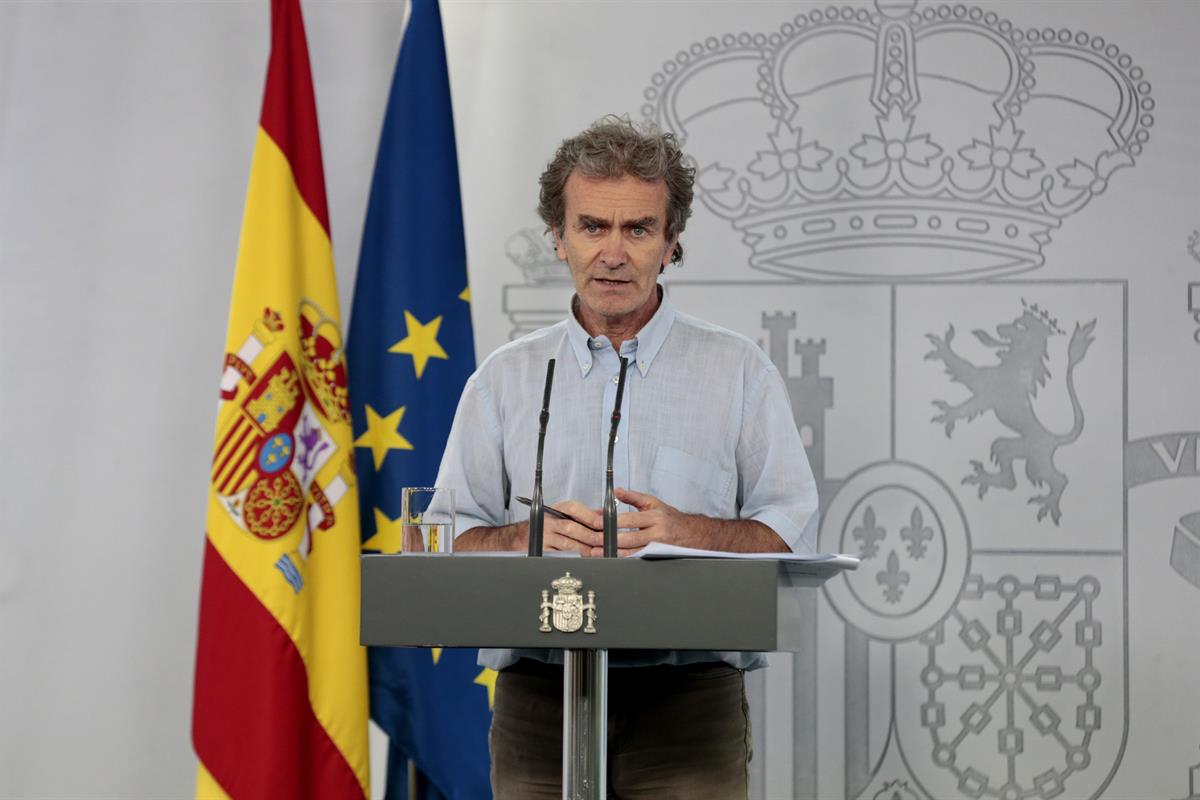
[641,0,1154,281]
[506,228,570,285]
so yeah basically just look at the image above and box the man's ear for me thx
[552,227,566,260]
[661,234,680,268]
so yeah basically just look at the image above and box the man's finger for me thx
[552,500,602,530]
[545,530,592,555]
[614,486,660,510]
[555,518,604,546]
[589,545,645,557]
[615,511,655,530]
[616,529,654,549]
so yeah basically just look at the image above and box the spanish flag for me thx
[192,1,369,797]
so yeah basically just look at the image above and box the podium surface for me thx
[360,552,856,799]
[361,554,848,653]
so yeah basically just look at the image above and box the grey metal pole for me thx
[562,648,608,800]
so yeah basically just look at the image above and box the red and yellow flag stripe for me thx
[192,1,368,797]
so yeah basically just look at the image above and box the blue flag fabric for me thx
[347,1,492,798]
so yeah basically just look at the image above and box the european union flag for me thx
[347,0,492,797]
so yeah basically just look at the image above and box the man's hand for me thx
[597,487,700,556]
[456,490,790,556]
[454,500,603,555]
[542,500,603,555]
[595,486,791,556]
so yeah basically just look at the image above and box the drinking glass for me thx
[401,487,455,554]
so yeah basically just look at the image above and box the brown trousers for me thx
[490,659,751,800]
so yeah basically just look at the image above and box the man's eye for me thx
[631,227,646,237]
[585,224,600,234]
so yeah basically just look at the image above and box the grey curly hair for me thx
[537,116,695,265]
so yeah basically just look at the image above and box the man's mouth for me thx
[594,278,629,286]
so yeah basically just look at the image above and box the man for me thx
[435,117,818,799]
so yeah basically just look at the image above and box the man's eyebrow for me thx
[573,214,660,230]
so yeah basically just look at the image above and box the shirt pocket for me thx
[649,446,735,516]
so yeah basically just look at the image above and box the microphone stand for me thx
[565,354,627,800]
[602,356,628,559]
[527,358,555,557]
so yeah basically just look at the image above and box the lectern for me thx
[361,554,854,799]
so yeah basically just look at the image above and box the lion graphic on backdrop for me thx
[924,302,1097,524]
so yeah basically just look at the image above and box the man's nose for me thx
[596,231,627,268]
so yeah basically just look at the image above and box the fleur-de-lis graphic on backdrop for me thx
[900,506,934,559]
[878,551,910,604]
[853,506,886,559]
[873,779,920,800]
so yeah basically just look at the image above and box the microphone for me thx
[603,356,629,558]
[527,358,555,557]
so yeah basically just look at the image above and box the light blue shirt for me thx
[435,292,819,670]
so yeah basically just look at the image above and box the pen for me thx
[515,495,590,527]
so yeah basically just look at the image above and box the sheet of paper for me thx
[448,550,581,557]
[630,541,859,569]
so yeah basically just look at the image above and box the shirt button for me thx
[612,376,619,384]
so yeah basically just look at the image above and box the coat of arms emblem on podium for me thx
[539,572,597,634]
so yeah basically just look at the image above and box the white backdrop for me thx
[3,2,1200,798]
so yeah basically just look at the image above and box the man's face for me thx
[552,171,679,331]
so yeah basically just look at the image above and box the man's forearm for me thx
[455,522,527,552]
[679,515,791,553]
[612,487,795,554]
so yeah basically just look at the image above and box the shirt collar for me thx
[565,287,676,377]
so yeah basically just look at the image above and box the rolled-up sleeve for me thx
[434,373,508,538]
[736,365,820,554]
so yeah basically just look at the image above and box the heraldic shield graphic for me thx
[667,281,1127,800]
[540,572,598,634]
[628,1,1138,796]
[211,300,355,592]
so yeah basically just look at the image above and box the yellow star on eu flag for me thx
[363,508,404,553]
[474,668,498,709]
[388,310,448,379]
[459,286,470,303]
[353,404,413,470]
